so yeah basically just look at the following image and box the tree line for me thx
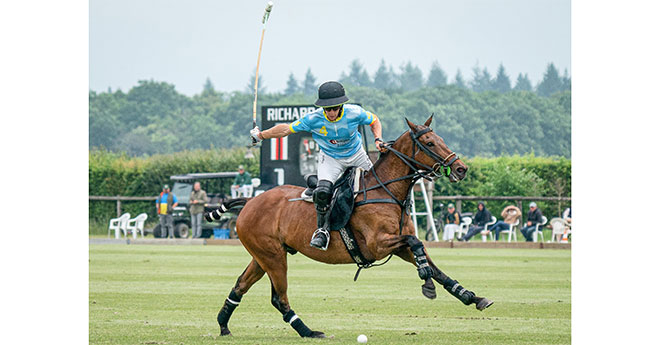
[90,61,570,157]
[284,60,570,97]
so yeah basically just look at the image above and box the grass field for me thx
[89,245,571,345]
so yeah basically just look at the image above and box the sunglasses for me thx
[323,105,342,112]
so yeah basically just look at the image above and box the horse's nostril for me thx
[456,167,466,175]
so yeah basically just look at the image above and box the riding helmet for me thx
[314,81,349,107]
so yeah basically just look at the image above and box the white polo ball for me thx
[357,334,368,343]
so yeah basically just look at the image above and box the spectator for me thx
[231,165,252,198]
[441,203,461,241]
[189,181,209,238]
[156,184,178,238]
[458,202,492,242]
[520,202,543,242]
[483,205,522,241]
[563,207,572,226]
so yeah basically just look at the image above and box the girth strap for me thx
[338,227,373,267]
[355,198,400,207]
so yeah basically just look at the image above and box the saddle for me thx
[295,167,373,267]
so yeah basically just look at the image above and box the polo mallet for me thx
[251,1,274,146]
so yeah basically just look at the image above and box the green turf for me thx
[89,245,570,344]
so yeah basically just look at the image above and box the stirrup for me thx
[310,228,330,251]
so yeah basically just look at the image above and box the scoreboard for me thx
[258,104,370,190]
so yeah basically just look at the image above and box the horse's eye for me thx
[426,142,434,147]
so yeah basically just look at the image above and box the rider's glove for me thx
[250,127,262,143]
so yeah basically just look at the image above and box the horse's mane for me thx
[371,126,418,170]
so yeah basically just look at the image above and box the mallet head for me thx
[262,2,274,23]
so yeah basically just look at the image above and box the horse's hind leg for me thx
[217,259,265,336]
[264,254,326,338]
[396,235,494,311]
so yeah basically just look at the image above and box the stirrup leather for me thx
[310,228,330,251]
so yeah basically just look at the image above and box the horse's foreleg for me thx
[265,259,326,338]
[217,259,265,336]
[400,235,494,311]
[392,238,437,300]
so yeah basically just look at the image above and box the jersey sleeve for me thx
[357,107,378,126]
[289,116,312,133]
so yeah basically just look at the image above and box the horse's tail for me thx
[204,198,250,222]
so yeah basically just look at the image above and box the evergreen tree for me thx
[340,59,372,87]
[246,71,266,94]
[536,63,562,97]
[373,59,395,89]
[302,68,317,96]
[513,73,533,91]
[426,61,448,87]
[470,65,494,92]
[453,69,467,89]
[398,61,423,91]
[493,64,511,93]
[284,72,300,95]
[202,77,216,96]
[561,68,571,92]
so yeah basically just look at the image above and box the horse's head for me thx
[403,115,468,182]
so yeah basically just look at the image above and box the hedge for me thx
[89,148,570,224]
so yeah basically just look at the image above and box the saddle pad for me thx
[328,167,359,231]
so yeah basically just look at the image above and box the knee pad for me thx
[304,174,318,189]
[312,180,333,213]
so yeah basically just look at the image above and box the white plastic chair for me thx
[480,216,497,242]
[236,179,260,198]
[498,218,520,242]
[532,216,548,242]
[456,217,472,240]
[126,213,148,239]
[549,217,569,242]
[108,213,131,239]
[251,178,261,188]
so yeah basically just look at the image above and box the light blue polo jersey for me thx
[289,104,377,159]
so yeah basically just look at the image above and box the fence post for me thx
[116,198,122,218]
[456,199,462,214]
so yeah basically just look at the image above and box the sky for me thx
[90,0,571,96]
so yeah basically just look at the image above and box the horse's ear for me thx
[405,117,417,132]
[424,114,433,127]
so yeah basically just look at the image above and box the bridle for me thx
[351,126,461,278]
[356,127,461,207]
[390,128,459,180]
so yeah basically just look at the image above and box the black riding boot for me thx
[310,211,330,250]
[310,179,332,250]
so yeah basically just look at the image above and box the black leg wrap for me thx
[404,235,433,280]
[217,290,242,329]
[283,310,313,337]
[442,279,475,306]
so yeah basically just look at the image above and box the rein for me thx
[351,128,459,280]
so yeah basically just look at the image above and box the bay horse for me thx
[211,115,493,338]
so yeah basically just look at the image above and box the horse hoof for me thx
[421,280,436,299]
[475,297,494,311]
[220,327,232,336]
[308,331,326,338]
